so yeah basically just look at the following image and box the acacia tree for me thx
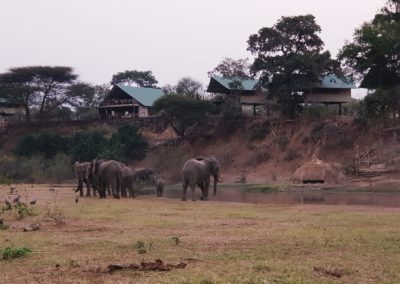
[153,95,218,140]
[208,58,253,111]
[338,0,400,119]
[175,77,203,99]
[0,66,90,120]
[208,57,252,79]
[110,70,158,88]
[247,15,341,118]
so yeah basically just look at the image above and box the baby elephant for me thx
[155,177,165,197]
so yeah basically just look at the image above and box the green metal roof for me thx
[116,84,165,106]
[211,76,260,91]
[313,75,356,89]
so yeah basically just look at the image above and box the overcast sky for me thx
[0,0,386,97]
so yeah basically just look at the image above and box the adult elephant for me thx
[121,166,137,198]
[181,157,220,201]
[91,159,123,198]
[73,162,93,197]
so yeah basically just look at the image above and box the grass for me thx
[0,184,400,283]
[244,184,289,193]
[1,246,31,260]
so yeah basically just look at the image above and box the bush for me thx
[2,246,31,260]
[247,122,270,141]
[284,149,301,161]
[15,132,70,159]
[70,130,107,162]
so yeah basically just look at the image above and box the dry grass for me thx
[1,184,400,283]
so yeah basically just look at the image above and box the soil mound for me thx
[292,157,345,184]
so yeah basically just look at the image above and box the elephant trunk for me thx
[213,175,218,196]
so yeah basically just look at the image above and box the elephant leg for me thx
[121,184,127,198]
[190,184,196,201]
[112,182,120,199]
[78,178,84,197]
[181,181,188,201]
[204,178,211,199]
[159,185,164,197]
[83,178,91,197]
[198,182,208,201]
[130,185,136,198]
[107,185,112,196]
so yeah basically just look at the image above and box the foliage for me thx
[15,132,70,159]
[111,70,158,88]
[358,89,394,119]
[102,124,148,162]
[0,66,90,121]
[284,149,301,161]
[208,57,252,79]
[1,246,31,260]
[247,122,270,141]
[338,0,399,87]
[175,77,203,99]
[247,15,342,118]
[153,95,219,139]
[70,130,108,162]
[135,240,153,254]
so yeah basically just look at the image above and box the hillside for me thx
[1,117,400,186]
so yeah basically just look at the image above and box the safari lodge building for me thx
[207,75,355,115]
[98,84,165,121]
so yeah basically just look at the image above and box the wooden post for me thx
[253,105,256,116]
[339,103,342,115]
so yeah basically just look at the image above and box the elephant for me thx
[91,159,123,198]
[73,161,93,197]
[120,166,137,198]
[154,176,165,197]
[181,156,220,201]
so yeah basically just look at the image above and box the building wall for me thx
[304,89,351,104]
[138,106,149,117]
[240,95,266,105]
[0,105,25,115]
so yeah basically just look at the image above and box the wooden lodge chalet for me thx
[98,84,165,121]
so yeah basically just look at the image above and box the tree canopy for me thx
[338,0,399,88]
[152,95,219,139]
[208,57,252,79]
[247,15,341,118]
[0,66,92,120]
[175,77,203,99]
[110,70,158,88]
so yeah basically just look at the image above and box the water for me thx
[139,185,400,208]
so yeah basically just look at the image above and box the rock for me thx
[23,223,41,232]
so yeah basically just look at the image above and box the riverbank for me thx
[1,184,400,283]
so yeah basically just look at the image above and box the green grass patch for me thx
[1,246,32,260]
[244,184,288,193]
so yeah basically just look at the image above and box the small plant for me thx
[15,202,34,219]
[0,219,9,230]
[171,236,180,245]
[135,240,153,254]
[46,204,66,225]
[284,149,301,161]
[1,246,31,260]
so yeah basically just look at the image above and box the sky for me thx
[0,0,386,98]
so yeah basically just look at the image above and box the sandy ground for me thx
[1,184,400,283]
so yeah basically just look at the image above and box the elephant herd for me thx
[73,159,164,199]
[73,156,221,201]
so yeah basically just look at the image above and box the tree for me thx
[175,77,203,99]
[338,0,400,120]
[0,66,87,120]
[162,84,176,95]
[110,70,158,88]
[247,15,341,118]
[208,57,252,79]
[153,95,219,139]
[338,0,399,86]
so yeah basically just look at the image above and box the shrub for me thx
[247,122,270,141]
[70,130,107,162]
[274,136,289,151]
[2,246,31,260]
[284,149,301,161]
[15,132,70,159]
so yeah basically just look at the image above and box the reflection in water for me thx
[139,187,400,208]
